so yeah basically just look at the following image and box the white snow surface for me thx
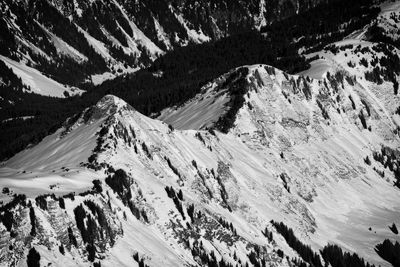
[297,59,333,80]
[0,55,84,98]
[158,81,230,130]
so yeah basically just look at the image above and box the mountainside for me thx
[0,0,382,161]
[1,57,400,266]
[115,0,331,49]
[1,1,400,267]
[0,0,332,94]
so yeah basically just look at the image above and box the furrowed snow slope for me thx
[158,77,231,130]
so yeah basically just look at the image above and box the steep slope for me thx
[0,55,83,98]
[1,59,400,266]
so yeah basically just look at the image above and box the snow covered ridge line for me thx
[1,59,400,266]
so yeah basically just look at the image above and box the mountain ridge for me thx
[1,60,399,266]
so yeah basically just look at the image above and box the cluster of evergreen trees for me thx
[271,220,323,267]
[321,244,376,267]
[165,186,186,220]
[372,146,400,188]
[0,194,26,233]
[368,20,400,50]
[105,169,132,203]
[190,240,236,267]
[261,0,379,54]
[389,223,398,235]
[375,239,400,266]
[73,200,115,262]
[363,44,400,95]
[35,193,69,211]
[26,247,40,267]
[272,221,377,267]
[105,168,149,222]
[213,67,249,133]
[133,252,149,267]
[29,206,36,236]
[165,156,183,180]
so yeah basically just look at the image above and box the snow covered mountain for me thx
[1,52,400,266]
[0,0,330,97]
[1,1,400,266]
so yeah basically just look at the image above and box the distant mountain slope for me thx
[368,1,400,48]
[117,0,333,49]
[0,0,162,89]
[0,0,333,93]
[1,60,400,266]
[0,55,83,98]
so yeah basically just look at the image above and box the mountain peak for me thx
[81,95,136,124]
[96,94,133,113]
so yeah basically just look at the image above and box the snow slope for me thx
[0,55,84,98]
[297,38,400,124]
[297,59,332,80]
[158,79,230,130]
